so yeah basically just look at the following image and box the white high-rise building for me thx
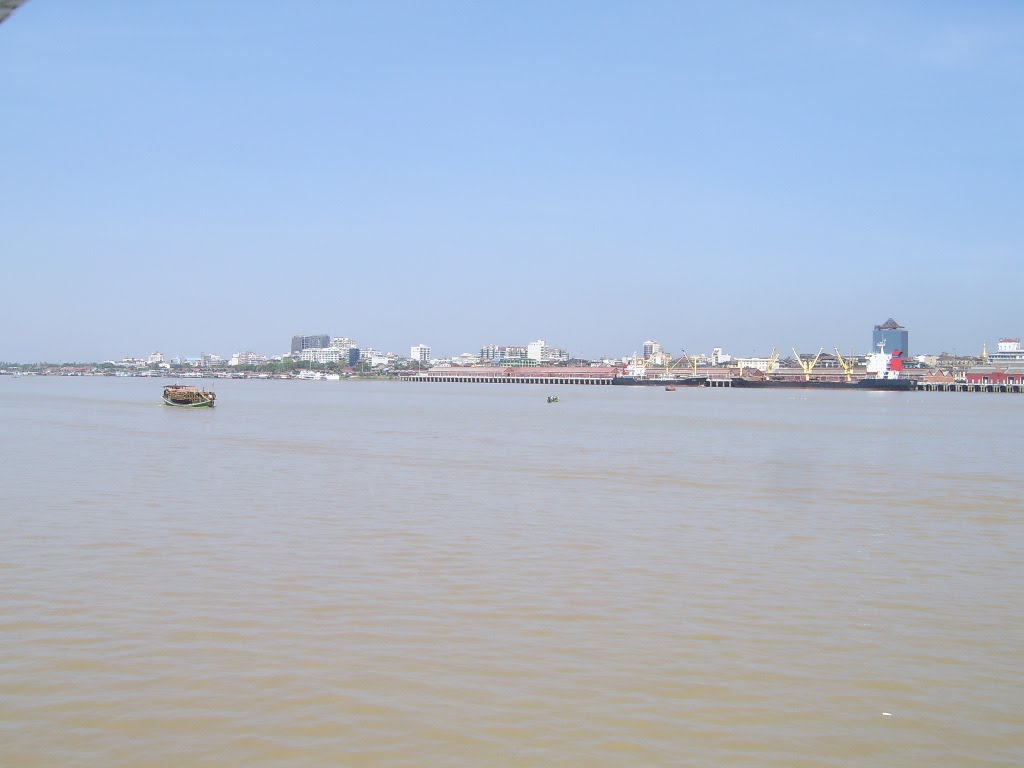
[643,340,662,359]
[410,344,431,363]
[527,339,548,362]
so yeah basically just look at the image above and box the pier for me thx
[400,367,1024,393]
[916,381,1024,394]
[400,366,617,385]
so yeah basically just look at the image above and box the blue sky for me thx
[2,1,1021,362]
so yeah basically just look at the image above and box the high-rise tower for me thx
[291,334,330,355]
[872,318,908,358]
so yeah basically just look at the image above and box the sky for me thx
[1,1,1021,362]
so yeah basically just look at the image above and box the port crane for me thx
[833,347,858,383]
[657,352,692,379]
[679,350,701,378]
[792,347,823,381]
[764,347,780,379]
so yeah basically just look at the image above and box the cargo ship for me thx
[731,344,915,391]
[611,358,706,386]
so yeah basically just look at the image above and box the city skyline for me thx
[3,316,1015,365]
[11,320,1016,367]
[2,2,1022,362]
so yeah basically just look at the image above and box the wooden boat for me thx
[162,385,216,407]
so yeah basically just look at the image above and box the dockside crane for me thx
[792,347,824,381]
[833,347,858,383]
[680,350,701,378]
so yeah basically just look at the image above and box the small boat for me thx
[665,384,676,391]
[547,395,559,403]
[162,385,216,407]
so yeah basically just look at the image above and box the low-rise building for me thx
[299,347,353,364]
[965,366,1024,385]
[734,356,775,373]
[481,345,528,363]
[229,351,268,367]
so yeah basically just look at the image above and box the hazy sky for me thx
[2,1,1021,362]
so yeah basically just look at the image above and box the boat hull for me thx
[612,376,707,387]
[162,385,216,407]
[162,396,215,407]
[730,378,916,391]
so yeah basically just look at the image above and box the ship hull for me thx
[730,378,916,391]
[612,376,707,387]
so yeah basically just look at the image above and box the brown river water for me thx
[1,376,1021,767]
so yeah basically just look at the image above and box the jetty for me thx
[400,366,617,385]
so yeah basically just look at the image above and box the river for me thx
[1,376,1021,766]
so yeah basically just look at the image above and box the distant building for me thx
[711,347,731,365]
[872,318,909,358]
[990,338,1024,362]
[734,356,775,373]
[966,366,1024,385]
[547,347,569,363]
[481,345,528,363]
[229,351,268,367]
[148,351,165,365]
[357,348,396,367]
[299,348,356,364]
[325,338,360,366]
[642,340,671,365]
[527,340,548,362]
[291,334,330,355]
[410,344,431,363]
[526,339,568,363]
